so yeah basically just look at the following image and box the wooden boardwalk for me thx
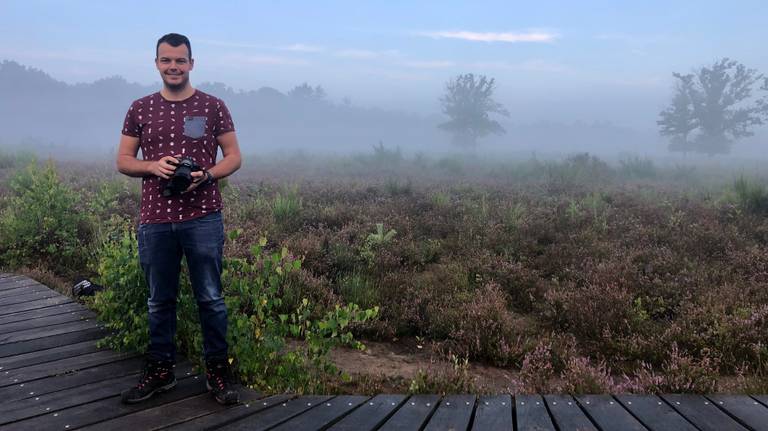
[2,273,768,430]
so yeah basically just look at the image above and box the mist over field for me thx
[1,58,767,167]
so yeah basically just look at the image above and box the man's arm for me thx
[208,131,242,180]
[116,134,177,179]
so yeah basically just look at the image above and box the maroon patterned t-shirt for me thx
[122,90,235,224]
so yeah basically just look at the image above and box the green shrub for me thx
[90,230,379,393]
[0,161,92,274]
[361,223,397,267]
[338,272,379,309]
[89,227,149,353]
[619,156,657,179]
[430,191,450,208]
[272,184,303,224]
[733,176,768,214]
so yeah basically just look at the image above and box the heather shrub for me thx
[408,354,477,395]
[544,279,637,341]
[544,153,614,191]
[561,356,617,394]
[628,344,719,393]
[444,282,530,366]
[516,341,557,393]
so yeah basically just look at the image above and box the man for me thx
[116,33,241,405]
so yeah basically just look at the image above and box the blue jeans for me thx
[138,211,228,363]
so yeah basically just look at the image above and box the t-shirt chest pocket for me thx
[183,116,207,139]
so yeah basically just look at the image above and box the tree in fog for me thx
[288,82,326,102]
[658,58,768,155]
[438,73,509,148]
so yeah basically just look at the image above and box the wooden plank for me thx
[328,394,407,431]
[378,394,441,431]
[0,319,101,345]
[0,372,207,431]
[0,363,197,425]
[0,276,33,290]
[0,356,145,404]
[0,296,72,316]
[516,394,556,431]
[616,394,697,431]
[0,284,50,299]
[576,395,647,431]
[707,394,768,431]
[423,394,475,431]
[0,374,142,425]
[0,326,106,358]
[77,386,262,431]
[755,395,768,408]
[661,394,747,431]
[0,302,86,326]
[0,290,60,307]
[0,339,103,371]
[220,395,334,431]
[269,395,370,431]
[0,309,96,336]
[0,280,40,293]
[471,394,512,431]
[544,394,597,431]
[159,394,295,431]
[1,349,135,387]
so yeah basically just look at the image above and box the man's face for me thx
[155,42,194,91]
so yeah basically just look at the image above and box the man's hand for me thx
[183,170,207,193]
[150,156,179,179]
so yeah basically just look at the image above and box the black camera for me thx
[163,157,202,197]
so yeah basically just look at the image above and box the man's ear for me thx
[189,58,194,70]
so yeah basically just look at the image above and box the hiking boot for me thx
[205,358,240,405]
[120,358,177,404]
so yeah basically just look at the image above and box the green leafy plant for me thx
[0,160,92,274]
[733,176,768,214]
[361,223,397,267]
[91,230,379,394]
[272,184,303,224]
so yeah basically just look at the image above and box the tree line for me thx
[440,58,768,155]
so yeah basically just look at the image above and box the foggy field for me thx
[3,151,768,393]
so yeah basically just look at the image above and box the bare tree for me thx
[658,58,768,155]
[438,73,509,148]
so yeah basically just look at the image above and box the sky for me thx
[1,0,767,130]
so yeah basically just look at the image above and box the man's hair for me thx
[156,33,192,59]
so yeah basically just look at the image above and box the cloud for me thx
[419,30,559,43]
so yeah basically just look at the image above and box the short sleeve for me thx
[212,100,235,137]
[122,102,141,137]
